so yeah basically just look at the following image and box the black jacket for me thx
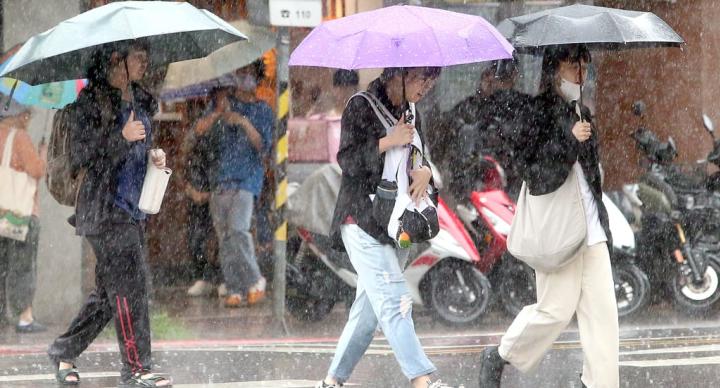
[517,90,612,249]
[330,79,429,248]
[69,81,157,235]
[442,89,532,199]
[185,123,221,193]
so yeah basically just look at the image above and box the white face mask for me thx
[559,77,582,103]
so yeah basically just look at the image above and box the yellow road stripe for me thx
[276,134,288,165]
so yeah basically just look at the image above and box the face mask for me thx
[236,74,258,92]
[559,77,582,103]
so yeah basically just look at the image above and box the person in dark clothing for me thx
[442,58,531,201]
[183,88,227,298]
[318,67,454,388]
[47,41,172,387]
[478,45,618,388]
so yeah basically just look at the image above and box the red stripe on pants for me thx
[116,296,143,373]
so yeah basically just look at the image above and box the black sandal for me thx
[119,371,172,387]
[55,364,80,386]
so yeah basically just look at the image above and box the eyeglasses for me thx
[417,76,438,89]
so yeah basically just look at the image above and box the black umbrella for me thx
[497,4,684,51]
[497,4,685,111]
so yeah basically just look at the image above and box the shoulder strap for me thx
[348,91,396,131]
[349,92,433,185]
[349,91,424,148]
[1,128,17,167]
[348,92,404,182]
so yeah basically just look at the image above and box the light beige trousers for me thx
[498,243,619,388]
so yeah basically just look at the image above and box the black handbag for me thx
[353,91,440,246]
[399,205,439,243]
[372,178,439,245]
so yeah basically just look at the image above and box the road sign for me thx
[269,0,322,27]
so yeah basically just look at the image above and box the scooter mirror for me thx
[632,101,646,117]
[703,114,715,133]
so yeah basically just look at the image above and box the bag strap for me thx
[349,92,404,182]
[349,91,434,188]
[1,128,17,168]
[360,92,424,164]
[349,91,395,130]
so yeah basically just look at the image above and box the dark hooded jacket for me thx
[441,88,532,199]
[69,81,157,235]
[516,90,612,250]
[330,78,430,248]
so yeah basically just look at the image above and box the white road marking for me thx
[0,371,119,382]
[137,382,357,388]
[620,356,720,368]
[0,373,354,388]
[621,343,720,356]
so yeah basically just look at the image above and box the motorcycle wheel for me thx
[498,254,536,317]
[285,246,338,322]
[427,260,492,326]
[671,256,720,315]
[614,263,651,318]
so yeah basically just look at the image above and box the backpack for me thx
[46,103,84,206]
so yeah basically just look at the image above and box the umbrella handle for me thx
[4,79,18,111]
[578,59,586,124]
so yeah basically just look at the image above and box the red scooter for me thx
[456,155,651,318]
[454,156,536,316]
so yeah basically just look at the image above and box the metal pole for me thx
[272,25,291,335]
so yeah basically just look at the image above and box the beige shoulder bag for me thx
[507,169,587,273]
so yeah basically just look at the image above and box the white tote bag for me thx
[138,149,172,215]
[0,129,38,241]
[507,169,587,273]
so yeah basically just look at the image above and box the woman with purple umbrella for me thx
[318,66,450,388]
[289,6,514,387]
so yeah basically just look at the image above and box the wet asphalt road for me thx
[1,324,719,388]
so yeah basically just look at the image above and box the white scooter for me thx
[603,193,651,317]
[285,164,492,326]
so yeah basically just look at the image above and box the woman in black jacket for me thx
[317,67,453,388]
[479,45,618,388]
[48,41,172,387]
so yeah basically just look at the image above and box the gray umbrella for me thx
[497,4,684,110]
[497,4,684,52]
[0,1,248,85]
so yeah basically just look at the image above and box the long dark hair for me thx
[86,40,150,85]
[539,44,591,94]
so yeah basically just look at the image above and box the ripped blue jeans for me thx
[328,224,436,383]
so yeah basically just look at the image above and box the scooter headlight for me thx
[481,208,512,236]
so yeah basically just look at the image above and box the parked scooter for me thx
[697,114,720,192]
[604,193,652,317]
[453,156,532,317]
[455,156,650,317]
[630,102,720,314]
[285,164,493,326]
